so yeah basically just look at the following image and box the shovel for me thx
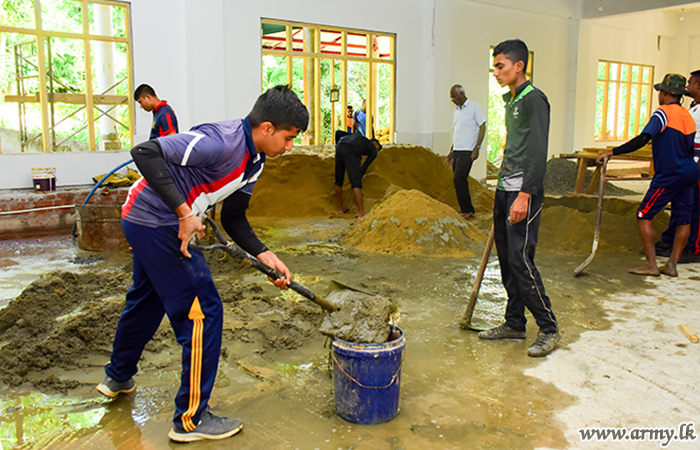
[574,156,608,277]
[191,216,338,312]
[461,224,495,331]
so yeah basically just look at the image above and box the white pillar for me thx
[94,4,119,151]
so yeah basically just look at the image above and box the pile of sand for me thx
[538,196,669,254]
[342,189,489,257]
[248,145,493,218]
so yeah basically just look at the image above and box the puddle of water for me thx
[0,234,130,308]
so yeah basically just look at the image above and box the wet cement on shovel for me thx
[318,281,397,344]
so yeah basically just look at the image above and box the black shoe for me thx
[168,411,243,443]
[527,331,561,357]
[96,375,136,398]
[654,240,672,257]
[678,248,700,264]
[477,324,526,340]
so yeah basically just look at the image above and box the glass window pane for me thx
[606,82,618,139]
[642,67,650,83]
[621,65,629,81]
[347,32,367,57]
[261,23,287,51]
[617,84,628,138]
[595,81,605,140]
[628,85,639,136]
[597,62,606,80]
[631,65,640,82]
[609,63,618,81]
[375,35,393,60]
[640,85,649,125]
[262,55,288,90]
[376,63,392,142]
[0,2,35,29]
[0,33,40,153]
[41,0,82,34]
[89,3,127,37]
[320,30,341,56]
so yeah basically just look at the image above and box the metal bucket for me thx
[75,203,129,251]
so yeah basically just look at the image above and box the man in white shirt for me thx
[446,84,487,219]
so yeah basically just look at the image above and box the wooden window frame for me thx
[261,19,395,145]
[595,60,654,142]
[0,0,134,153]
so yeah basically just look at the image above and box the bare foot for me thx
[627,265,660,276]
[357,212,365,219]
[660,264,678,277]
[460,212,474,219]
[338,207,350,214]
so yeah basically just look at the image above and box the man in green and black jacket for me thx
[477,39,560,357]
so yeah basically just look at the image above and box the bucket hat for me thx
[654,73,688,95]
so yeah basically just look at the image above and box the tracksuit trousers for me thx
[452,151,475,214]
[105,220,223,432]
[493,190,558,334]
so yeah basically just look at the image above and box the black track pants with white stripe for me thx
[493,189,558,334]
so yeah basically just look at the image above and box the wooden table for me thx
[559,147,653,194]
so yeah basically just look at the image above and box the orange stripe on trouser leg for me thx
[182,297,206,432]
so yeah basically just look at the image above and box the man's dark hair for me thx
[370,138,382,150]
[347,105,353,110]
[134,84,156,100]
[248,85,309,132]
[493,39,529,70]
[691,69,700,79]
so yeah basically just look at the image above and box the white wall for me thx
[573,7,700,151]
[442,0,578,179]
[5,0,698,189]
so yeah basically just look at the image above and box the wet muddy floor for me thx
[0,217,697,449]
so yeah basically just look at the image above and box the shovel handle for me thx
[463,224,495,323]
[193,217,338,312]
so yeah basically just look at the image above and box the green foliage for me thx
[487,74,507,166]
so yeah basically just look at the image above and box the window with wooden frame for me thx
[0,0,134,153]
[261,19,395,146]
[595,60,654,141]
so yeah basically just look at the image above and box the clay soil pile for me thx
[248,145,493,218]
[342,189,489,257]
[539,196,669,254]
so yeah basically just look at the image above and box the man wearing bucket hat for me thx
[655,69,700,264]
[597,73,700,277]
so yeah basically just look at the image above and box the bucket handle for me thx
[331,347,405,390]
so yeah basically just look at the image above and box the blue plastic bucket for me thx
[331,325,405,424]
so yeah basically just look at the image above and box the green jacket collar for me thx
[502,80,533,105]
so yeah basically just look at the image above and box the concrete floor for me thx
[0,217,699,450]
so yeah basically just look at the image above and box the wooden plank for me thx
[4,93,129,105]
[586,166,602,195]
[574,159,589,193]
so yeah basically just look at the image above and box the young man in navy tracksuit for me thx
[97,86,308,443]
[134,83,179,138]
[477,39,560,358]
